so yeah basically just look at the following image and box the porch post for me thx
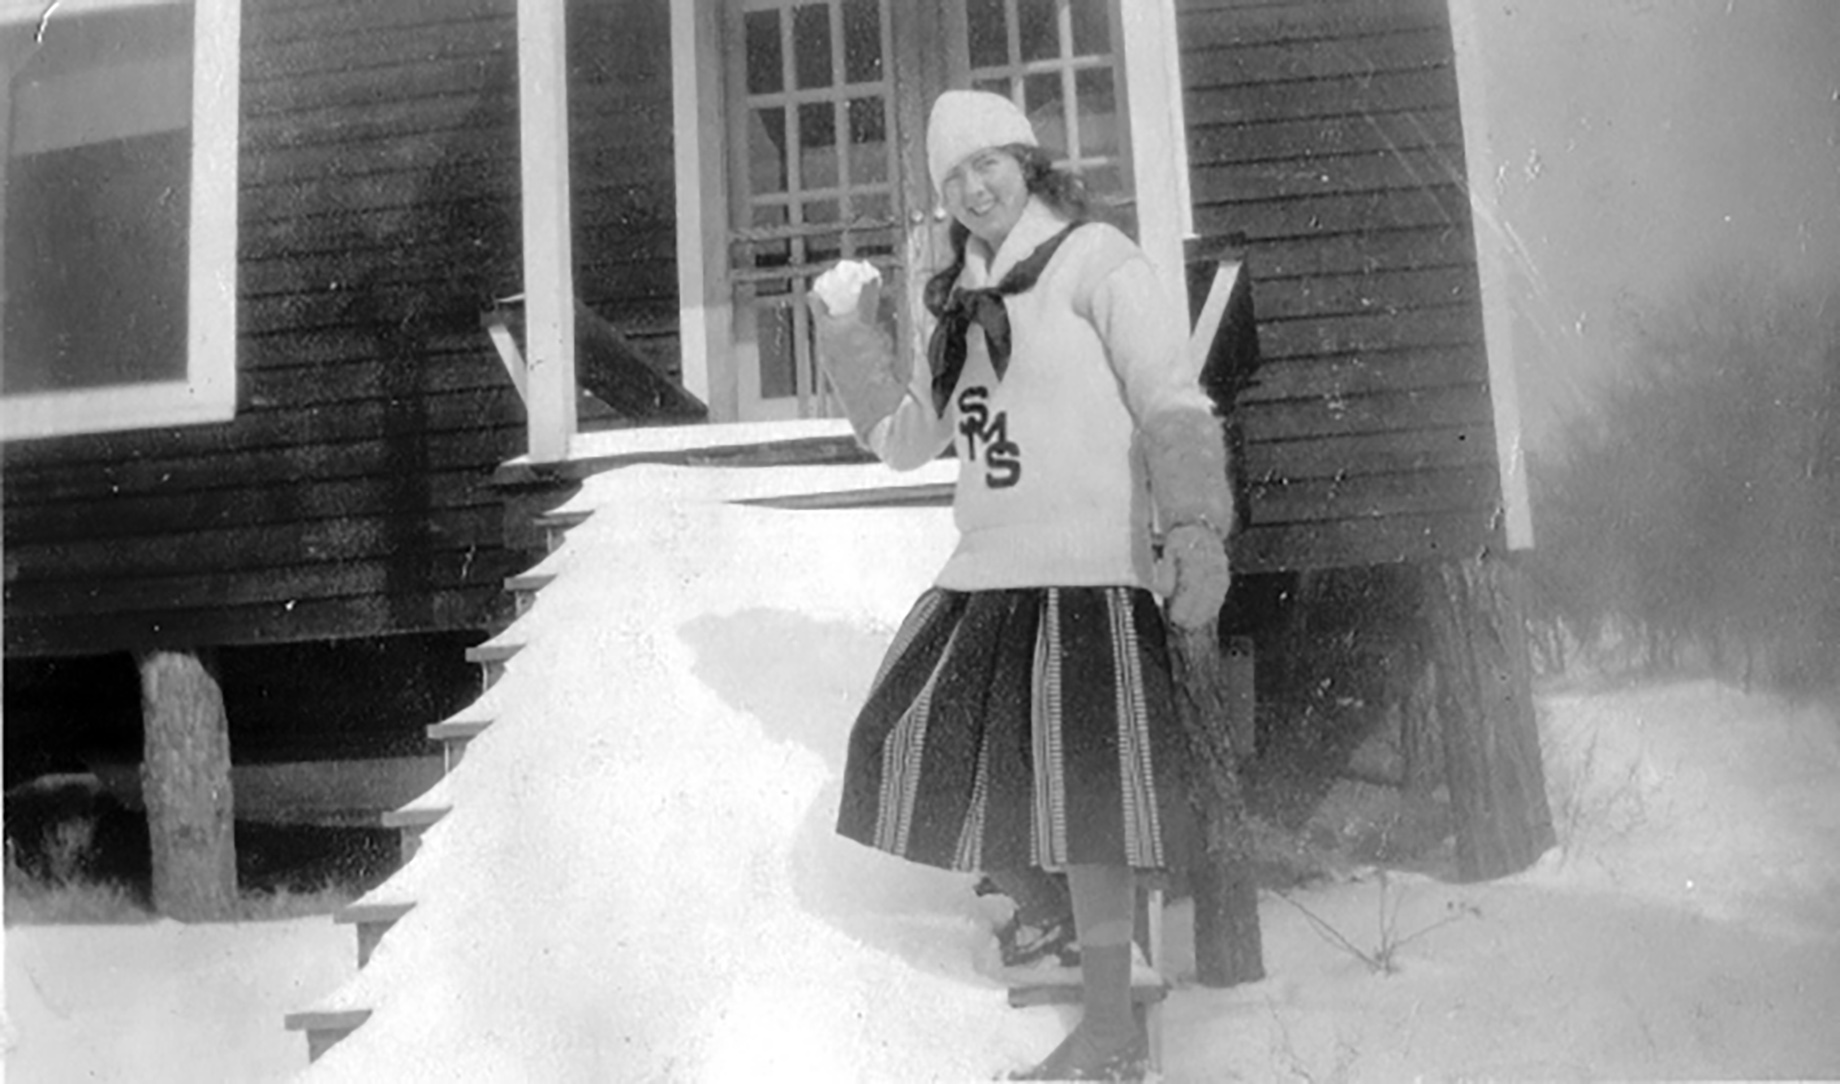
[516,0,579,462]
[670,0,737,421]
[1119,0,1194,307]
[1447,0,1534,548]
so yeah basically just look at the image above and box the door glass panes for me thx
[792,4,831,89]
[732,0,903,417]
[960,0,1127,210]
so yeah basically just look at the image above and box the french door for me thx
[722,0,1133,422]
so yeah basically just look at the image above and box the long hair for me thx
[923,143,1093,318]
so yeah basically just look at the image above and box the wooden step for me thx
[1005,979,1170,1009]
[283,1008,372,1062]
[505,571,557,617]
[463,642,522,689]
[380,802,449,859]
[336,900,415,968]
[532,508,590,551]
[427,717,492,770]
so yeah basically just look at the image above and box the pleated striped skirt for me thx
[835,586,1201,874]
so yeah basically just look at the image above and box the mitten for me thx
[1160,522,1231,629]
[809,277,910,442]
[1141,400,1234,628]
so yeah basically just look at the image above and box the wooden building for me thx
[3,0,1544,899]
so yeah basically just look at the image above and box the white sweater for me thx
[866,198,1214,591]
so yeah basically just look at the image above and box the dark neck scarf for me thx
[927,223,1081,414]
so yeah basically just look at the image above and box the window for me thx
[728,0,906,417]
[964,0,1129,212]
[1,0,240,442]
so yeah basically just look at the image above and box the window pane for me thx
[1017,0,1058,63]
[850,193,897,257]
[757,302,798,399]
[973,75,1012,100]
[749,204,790,269]
[804,199,842,264]
[744,10,783,94]
[841,0,882,84]
[1023,72,1065,154]
[1070,0,1110,56]
[3,4,192,396]
[1074,66,1118,157]
[847,96,889,184]
[966,0,1008,69]
[792,3,832,90]
[4,134,190,393]
[748,107,788,194]
[798,102,838,189]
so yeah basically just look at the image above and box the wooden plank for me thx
[1193,185,1471,243]
[1232,225,1473,280]
[6,471,500,546]
[6,505,508,582]
[241,97,514,155]
[1187,108,1463,168]
[246,0,507,44]
[5,586,508,657]
[238,244,675,308]
[1192,146,1468,206]
[239,357,510,409]
[1181,23,1451,85]
[1177,0,1447,49]
[1251,305,1482,360]
[240,124,516,188]
[1248,465,1500,525]
[1240,384,1492,442]
[245,16,509,82]
[1232,508,1498,575]
[245,51,515,118]
[1186,68,1457,128]
[2,426,521,500]
[242,156,523,221]
[1243,425,1496,482]
[1244,266,1478,322]
[1239,346,1483,403]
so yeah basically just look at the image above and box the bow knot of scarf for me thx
[927,223,1080,415]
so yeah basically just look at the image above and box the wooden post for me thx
[1423,553,1556,882]
[138,649,237,921]
[516,0,579,461]
[1168,626,1264,987]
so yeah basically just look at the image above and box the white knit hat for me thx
[926,89,1038,195]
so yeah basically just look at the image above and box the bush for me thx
[1524,271,1840,690]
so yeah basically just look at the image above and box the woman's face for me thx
[941,147,1030,249]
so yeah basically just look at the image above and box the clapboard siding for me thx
[3,595,500,662]
[7,471,498,546]
[1,0,684,657]
[1245,426,1492,482]
[1181,0,1504,572]
[7,429,523,507]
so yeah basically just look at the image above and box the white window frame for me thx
[0,0,240,443]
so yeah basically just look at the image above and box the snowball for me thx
[812,260,881,316]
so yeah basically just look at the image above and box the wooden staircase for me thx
[282,507,585,1062]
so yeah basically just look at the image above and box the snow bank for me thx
[274,457,1840,1082]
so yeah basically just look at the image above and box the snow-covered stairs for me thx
[280,420,972,1072]
[281,485,588,1059]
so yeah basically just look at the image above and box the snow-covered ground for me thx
[6,456,1839,1082]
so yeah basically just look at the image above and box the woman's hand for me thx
[807,277,907,440]
[1159,522,1230,630]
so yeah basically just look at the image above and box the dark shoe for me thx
[1006,1024,1148,1081]
[996,913,1081,969]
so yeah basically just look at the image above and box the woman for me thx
[810,90,1233,1081]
